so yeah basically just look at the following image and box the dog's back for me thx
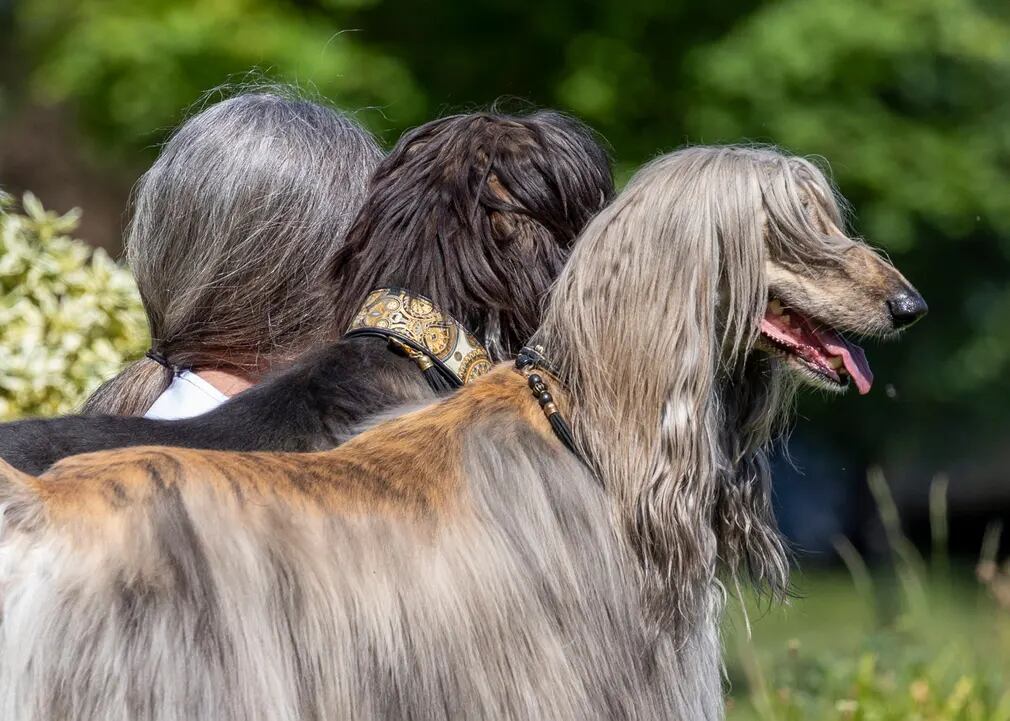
[0,369,722,721]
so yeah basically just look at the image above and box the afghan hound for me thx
[0,111,613,474]
[0,146,925,721]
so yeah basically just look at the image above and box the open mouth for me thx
[757,299,873,395]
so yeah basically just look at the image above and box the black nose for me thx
[887,288,928,329]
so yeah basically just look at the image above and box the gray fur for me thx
[0,418,723,721]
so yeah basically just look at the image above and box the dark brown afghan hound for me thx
[0,146,924,720]
[0,111,612,474]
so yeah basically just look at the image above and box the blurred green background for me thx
[1,0,1009,716]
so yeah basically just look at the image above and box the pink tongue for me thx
[759,311,874,395]
[811,326,873,395]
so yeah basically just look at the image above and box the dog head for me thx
[328,111,614,358]
[756,157,925,394]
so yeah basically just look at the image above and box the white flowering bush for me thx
[0,191,148,419]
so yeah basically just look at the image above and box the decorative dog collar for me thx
[345,288,492,388]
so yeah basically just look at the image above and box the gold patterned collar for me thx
[345,288,492,387]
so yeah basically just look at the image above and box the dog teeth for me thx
[829,357,844,370]
[769,299,784,315]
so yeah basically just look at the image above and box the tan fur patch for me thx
[31,366,556,529]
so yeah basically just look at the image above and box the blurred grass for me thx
[725,475,1010,720]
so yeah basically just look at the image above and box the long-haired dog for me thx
[0,111,612,474]
[0,146,924,721]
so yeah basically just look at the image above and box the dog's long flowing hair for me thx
[329,111,613,358]
[535,147,857,627]
[0,146,920,721]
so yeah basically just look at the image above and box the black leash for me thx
[515,345,584,463]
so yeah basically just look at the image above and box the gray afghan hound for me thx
[0,146,925,721]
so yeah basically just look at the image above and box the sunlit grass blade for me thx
[832,534,875,611]
[929,473,950,587]
[867,466,929,617]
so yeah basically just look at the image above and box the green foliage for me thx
[685,0,1010,246]
[14,0,426,154]
[0,192,147,419]
[733,620,1010,720]
[726,475,1010,721]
